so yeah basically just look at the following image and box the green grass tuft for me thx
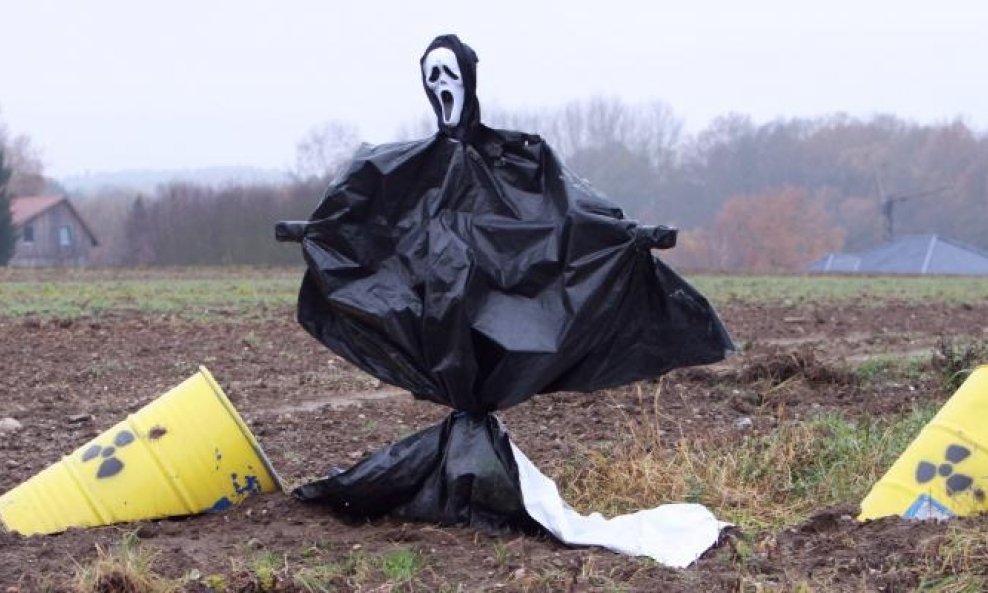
[378,548,422,585]
[71,532,179,593]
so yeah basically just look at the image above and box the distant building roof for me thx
[10,195,63,226]
[811,252,863,273]
[809,235,988,276]
[10,195,99,246]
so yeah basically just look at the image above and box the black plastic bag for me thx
[294,412,534,533]
[279,34,733,529]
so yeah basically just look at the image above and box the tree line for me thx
[74,180,324,267]
[488,102,988,271]
[5,99,988,271]
[1,111,51,265]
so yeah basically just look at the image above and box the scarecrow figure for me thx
[277,34,733,563]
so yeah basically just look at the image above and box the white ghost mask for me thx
[422,47,465,127]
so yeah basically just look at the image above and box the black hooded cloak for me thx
[277,34,733,532]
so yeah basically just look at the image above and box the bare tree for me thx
[0,110,47,196]
[294,120,360,181]
[393,114,436,141]
[75,189,138,266]
[629,100,683,177]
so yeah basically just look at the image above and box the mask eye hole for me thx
[429,66,441,83]
[442,66,459,81]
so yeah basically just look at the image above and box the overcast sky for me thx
[1,0,986,177]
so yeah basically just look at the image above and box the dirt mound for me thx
[735,345,856,386]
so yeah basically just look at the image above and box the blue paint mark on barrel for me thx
[243,475,261,494]
[208,497,233,512]
[230,473,262,496]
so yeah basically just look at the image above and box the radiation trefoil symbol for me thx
[80,430,136,479]
[915,444,975,495]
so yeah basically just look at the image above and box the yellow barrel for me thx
[0,367,283,535]
[860,365,988,521]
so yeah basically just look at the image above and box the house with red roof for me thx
[10,196,99,267]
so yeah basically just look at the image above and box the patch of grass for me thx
[224,549,288,592]
[507,554,635,593]
[914,519,988,592]
[201,573,229,592]
[4,269,988,320]
[854,357,897,383]
[293,547,422,592]
[278,546,387,592]
[932,335,988,392]
[575,555,633,592]
[71,532,179,593]
[341,549,375,585]
[492,540,511,570]
[509,566,572,592]
[293,564,344,593]
[736,576,814,592]
[854,355,928,384]
[785,410,930,502]
[0,267,299,320]
[69,540,422,593]
[916,576,988,593]
[691,274,988,306]
[250,550,284,591]
[559,396,937,528]
[378,548,422,587]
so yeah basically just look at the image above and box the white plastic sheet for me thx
[512,443,728,568]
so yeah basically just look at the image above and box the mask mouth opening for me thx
[440,90,454,123]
